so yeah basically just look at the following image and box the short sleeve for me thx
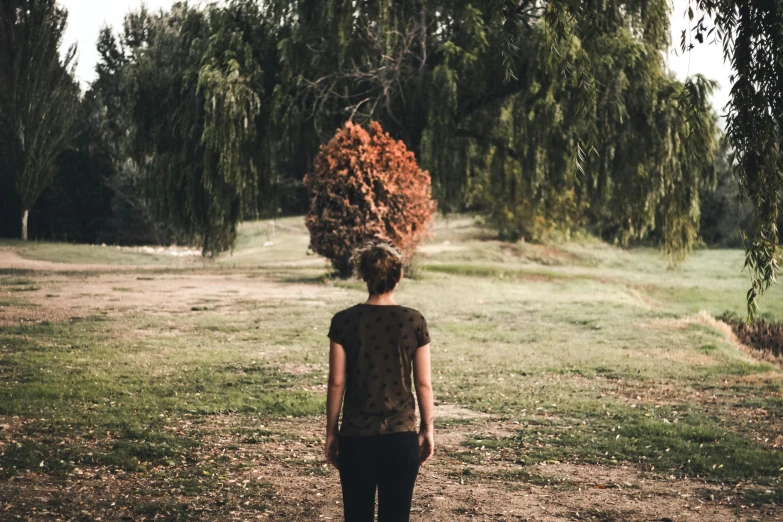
[327,313,345,346]
[416,314,431,348]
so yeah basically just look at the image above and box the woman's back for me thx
[328,303,430,435]
[324,240,434,522]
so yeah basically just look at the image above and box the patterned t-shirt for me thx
[327,303,431,436]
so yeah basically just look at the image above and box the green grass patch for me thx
[0,239,192,266]
[2,213,783,509]
[422,263,574,282]
[463,406,783,483]
[0,278,36,286]
[0,313,325,477]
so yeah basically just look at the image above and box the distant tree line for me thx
[0,0,777,260]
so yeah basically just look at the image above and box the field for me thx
[1,215,782,521]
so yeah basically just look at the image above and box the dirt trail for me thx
[235,416,782,521]
[0,249,161,272]
[0,251,346,325]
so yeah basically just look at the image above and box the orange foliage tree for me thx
[304,121,437,276]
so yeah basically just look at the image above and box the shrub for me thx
[304,121,437,276]
[719,312,783,359]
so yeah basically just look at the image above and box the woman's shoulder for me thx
[331,304,426,321]
[397,305,427,321]
[332,304,360,318]
[332,304,377,323]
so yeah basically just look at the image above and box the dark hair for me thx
[351,240,403,295]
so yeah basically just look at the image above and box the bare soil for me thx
[1,263,346,327]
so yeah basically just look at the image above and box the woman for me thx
[324,240,435,522]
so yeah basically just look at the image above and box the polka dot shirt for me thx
[328,303,431,436]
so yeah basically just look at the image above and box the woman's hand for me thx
[418,428,434,465]
[325,433,339,469]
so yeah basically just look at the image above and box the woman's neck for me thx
[364,293,397,306]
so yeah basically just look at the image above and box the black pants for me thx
[338,431,420,522]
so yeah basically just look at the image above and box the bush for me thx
[304,121,437,276]
[719,312,783,359]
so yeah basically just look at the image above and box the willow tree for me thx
[508,0,782,316]
[273,0,718,253]
[0,0,80,240]
[467,16,719,256]
[94,0,723,264]
[123,2,265,255]
[696,0,783,316]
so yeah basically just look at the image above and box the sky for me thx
[60,0,733,123]
[61,0,177,88]
[668,0,732,123]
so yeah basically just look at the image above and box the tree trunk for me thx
[21,209,28,241]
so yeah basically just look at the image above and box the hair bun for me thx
[351,240,403,295]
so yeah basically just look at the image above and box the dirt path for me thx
[0,251,347,325]
[0,249,161,272]
[247,416,780,521]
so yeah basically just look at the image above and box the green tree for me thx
[509,0,782,316]
[59,1,287,252]
[0,0,80,240]
[118,2,270,255]
[64,0,724,265]
[274,0,718,254]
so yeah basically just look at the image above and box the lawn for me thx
[1,215,781,521]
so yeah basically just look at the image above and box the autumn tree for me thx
[304,121,437,276]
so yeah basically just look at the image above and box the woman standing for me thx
[324,241,435,522]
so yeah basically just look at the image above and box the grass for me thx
[461,406,783,481]
[0,238,198,266]
[1,214,782,519]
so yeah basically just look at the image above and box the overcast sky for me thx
[60,0,732,123]
[61,0,176,87]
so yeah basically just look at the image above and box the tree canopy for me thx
[0,0,81,240]
[525,0,782,316]
[264,0,719,258]
[8,0,780,312]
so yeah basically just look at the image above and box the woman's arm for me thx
[325,340,346,467]
[413,342,434,464]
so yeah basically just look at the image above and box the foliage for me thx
[696,0,783,318]
[89,25,167,245]
[304,121,436,276]
[0,0,81,239]
[521,0,782,316]
[119,3,267,256]
[700,137,753,247]
[27,106,115,243]
[465,2,719,260]
[277,0,720,260]
[719,312,783,359]
[1,0,731,270]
